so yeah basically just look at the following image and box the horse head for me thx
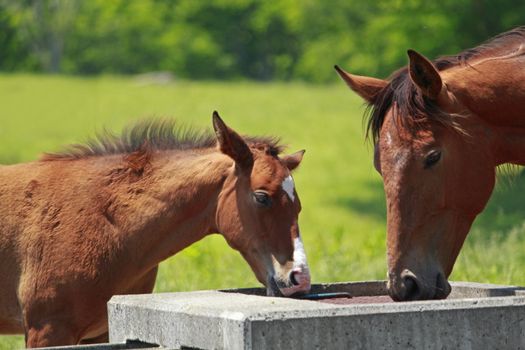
[212,112,311,296]
[336,49,500,301]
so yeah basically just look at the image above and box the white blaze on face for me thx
[293,235,308,269]
[282,175,295,202]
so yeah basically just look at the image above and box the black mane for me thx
[366,26,525,142]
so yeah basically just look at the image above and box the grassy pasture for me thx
[1,74,524,348]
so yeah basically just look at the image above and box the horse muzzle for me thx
[267,265,311,297]
[388,269,451,301]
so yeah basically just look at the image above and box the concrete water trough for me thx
[107,281,525,349]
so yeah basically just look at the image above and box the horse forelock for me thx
[365,26,525,143]
[365,69,457,143]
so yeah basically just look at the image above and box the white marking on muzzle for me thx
[282,175,295,202]
[278,232,311,296]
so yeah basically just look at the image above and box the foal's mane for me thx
[41,119,283,161]
[366,26,525,142]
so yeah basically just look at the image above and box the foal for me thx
[0,112,310,347]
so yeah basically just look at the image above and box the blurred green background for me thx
[1,1,525,348]
[2,0,525,81]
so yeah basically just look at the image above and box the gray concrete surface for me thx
[108,281,525,350]
[35,340,164,350]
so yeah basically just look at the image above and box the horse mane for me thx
[366,26,525,142]
[41,119,284,161]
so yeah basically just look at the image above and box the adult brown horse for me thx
[336,26,525,301]
[0,112,311,347]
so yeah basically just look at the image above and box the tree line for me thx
[0,0,523,82]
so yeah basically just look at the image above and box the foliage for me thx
[1,0,524,81]
[1,75,525,347]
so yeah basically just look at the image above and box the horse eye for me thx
[253,191,272,207]
[424,150,441,169]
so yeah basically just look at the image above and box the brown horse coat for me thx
[337,26,525,301]
[0,113,310,346]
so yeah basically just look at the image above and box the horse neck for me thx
[443,54,525,166]
[117,149,232,271]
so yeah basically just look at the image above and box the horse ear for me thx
[334,65,387,103]
[407,49,442,99]
[212,111,253,170]
[282,149,305,171]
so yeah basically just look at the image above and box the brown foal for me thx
[0,112,310,346]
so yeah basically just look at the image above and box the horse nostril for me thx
[290,271,299,286]
[403,275,421,300]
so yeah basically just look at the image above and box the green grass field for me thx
[1,74,525,348]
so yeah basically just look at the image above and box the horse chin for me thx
[266,277,283,297]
